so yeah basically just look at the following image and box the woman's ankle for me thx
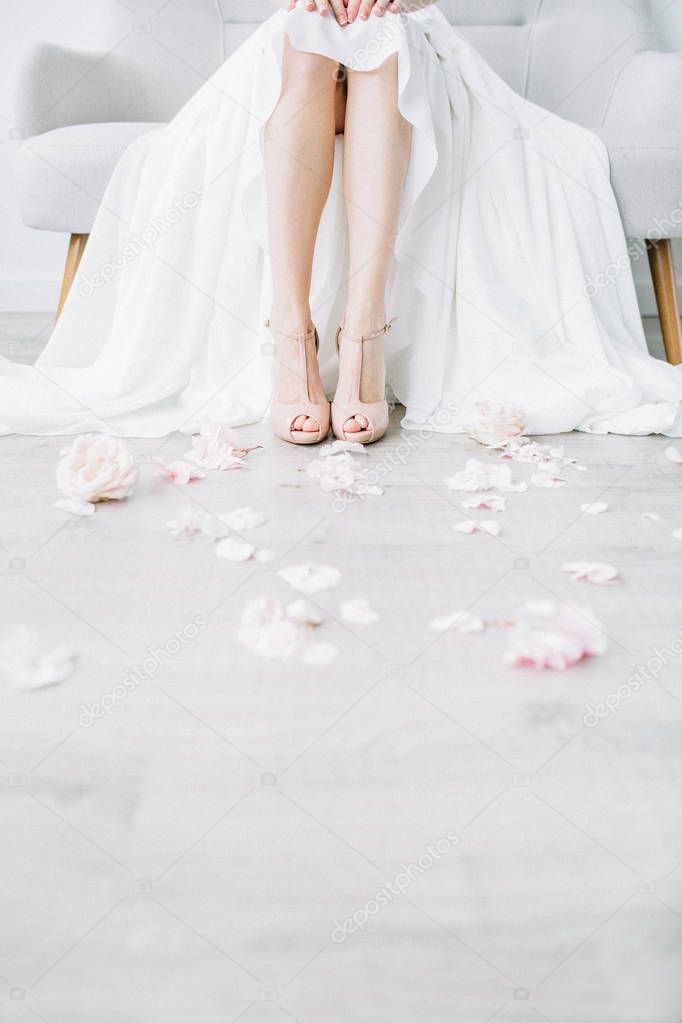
[342,305,387,338]
[269,304,313,337]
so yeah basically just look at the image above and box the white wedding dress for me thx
[3,2,682,438]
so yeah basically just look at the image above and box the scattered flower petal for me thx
[581,502,608,515]
[531,464,567,488]
[0,625,77,690]
[167,505,223,540]
[505,600,607,670]
[430,611,486,633]
[238,597,336,663]
[185,424,247,471]
[215,536,256,562]
[562,561,619,584]
[673,528,682,540]
[56,435,138,506]
[461,495,507,513]
[665,446,682,464]
[445,460,527,493]
[153,459,205,484]
[320,441,368,457]
[340,598,379,625]
[219,507,268,531]
[308,448,382,498]
[469,401,526,448]
[286,599,323,626]
[278,563,341,594]
[453,520,502,536]
[641,512,660,521]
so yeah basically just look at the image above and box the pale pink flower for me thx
[562,561,619,584]
[469,401,526,448]
[453,520,501,536]
[505,600,607,670]
[154,459,205,484]
[56,435,139,513]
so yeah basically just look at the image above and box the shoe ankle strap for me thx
[337,318,397,345]
[265,319,316,343]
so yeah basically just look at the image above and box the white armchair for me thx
[12,0,682,362]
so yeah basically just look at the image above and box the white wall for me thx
[0,0,681,313]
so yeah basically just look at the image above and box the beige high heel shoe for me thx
[266,320,330,446]
[331,320,394,445]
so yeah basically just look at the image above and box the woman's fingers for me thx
[357,0,375,19]
[346,0,361,19]
[374,0,390,13]
[329,0,348,23]
[314,0,330,13]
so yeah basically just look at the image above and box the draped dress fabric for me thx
[3,2,682,438]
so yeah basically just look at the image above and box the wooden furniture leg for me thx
[647,239,682,365]
[56,233,89,320]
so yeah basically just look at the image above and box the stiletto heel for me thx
[267,320,330,446]
[331,319,394,445]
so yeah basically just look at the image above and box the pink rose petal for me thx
[505,600,607,670]
[561,561,619,584]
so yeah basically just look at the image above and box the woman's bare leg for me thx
[264,39,341,432]
[339,55,411,432]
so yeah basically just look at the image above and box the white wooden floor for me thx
[0,313,681,1022]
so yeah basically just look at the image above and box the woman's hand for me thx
[345,0,395,18]
[288,0,350,25]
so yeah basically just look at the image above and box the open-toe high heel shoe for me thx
[267,320,330,446]
[331,320,393,445]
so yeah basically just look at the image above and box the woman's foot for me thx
[332,312,391,444]
[268,317,330,444]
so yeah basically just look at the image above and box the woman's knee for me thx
[282,39,338,91]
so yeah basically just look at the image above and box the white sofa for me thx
[12,0,682,359]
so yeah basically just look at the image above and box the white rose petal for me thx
[665,446,682,464]
[561,561,619,584]
[220,507,268,531]
[278,563,341,594]
[580,502,608,515]
[340,598,379,625]
[0,625,77,690]
[216,536,256,562]
[429,611,485,634]
[446,460,527,493]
